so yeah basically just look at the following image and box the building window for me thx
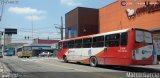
[105,34,120,47]
[83,38,92,48]
[92,36,104,47]
[68,26,77,38]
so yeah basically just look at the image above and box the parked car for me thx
[39,51,53,57]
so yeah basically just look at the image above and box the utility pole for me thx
[55,16,65,40]
[61,16,63,40]
[0,0,4,21]
[1,0,4,56]
[31,15,33,40]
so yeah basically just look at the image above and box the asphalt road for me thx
[0,56,160,78]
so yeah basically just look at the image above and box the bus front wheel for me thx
[90,57,98,67]
[63,56,68,63]
[27,56,30,58]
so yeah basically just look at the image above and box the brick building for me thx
[65,7,99,39]
[33,39,59,44]
[99,0,160,60]
[99,0,160,33]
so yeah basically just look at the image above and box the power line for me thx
[0,26,57,31]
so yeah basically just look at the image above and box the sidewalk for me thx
[140,64,160,69]
[0,62,11,73]
[0,61,12,78]
[131,63,160,70]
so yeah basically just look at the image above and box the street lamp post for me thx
[31,15,33,40]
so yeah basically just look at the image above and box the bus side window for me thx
[92,36,104,47]
[83,38,92,48]
[75,39,82,48]
[68,40,74,48]
[17,48,22,52]
[105,34,120,47]
[63,41,68,48]
[121,32,128,46]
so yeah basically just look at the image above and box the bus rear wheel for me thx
[63,56,68,63]
[27,56,30,58]
[90,57,98,67]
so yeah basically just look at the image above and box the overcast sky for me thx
[0,0,116,43]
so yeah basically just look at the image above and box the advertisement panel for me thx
[153,34,160,56]
[5,28,17,34]
[135,30,152,43]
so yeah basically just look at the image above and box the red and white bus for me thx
[58,28,153,66]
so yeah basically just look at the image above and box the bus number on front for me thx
[118,47,127,52]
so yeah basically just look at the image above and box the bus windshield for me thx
[135,30,152,44]
[24,46,32,51]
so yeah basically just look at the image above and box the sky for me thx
[0,0,116,43]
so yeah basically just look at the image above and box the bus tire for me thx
[90,57,98,67]
[63,56,68,63]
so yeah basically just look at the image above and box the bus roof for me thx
[93,29,129,37]
[60,28,149,42]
